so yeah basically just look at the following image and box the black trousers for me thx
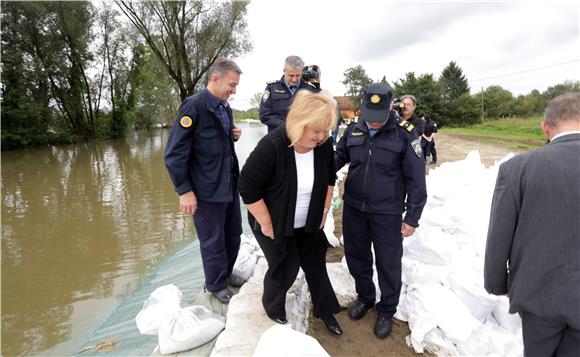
[251,220,340,320]
[343,204,403,318]
[421,138,437,163]
[193,197,242,293]
[520,311,580,357]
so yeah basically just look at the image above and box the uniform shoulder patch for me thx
[398,119,415,133]
[179,116,193,128]
[411,138,422,158]
[266,79,278,84]
[261,90,270,102]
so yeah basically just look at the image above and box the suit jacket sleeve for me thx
[484,164,518,295]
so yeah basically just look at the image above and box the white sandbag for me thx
[326,263,356,308]
[404,227,456,265]
[252,325,329,357]
[323,211,341,248]
[401,257,450,286]
[158,306,225,355]
[135,284,182,335]
[408,327,460,356]
[492,296,522,333]
[406,283,481,344]
[447,265,497,321]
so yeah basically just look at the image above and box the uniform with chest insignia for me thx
[258,76,314,132]
[334,83,427,337]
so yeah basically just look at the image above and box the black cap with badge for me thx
[359,83,394,123]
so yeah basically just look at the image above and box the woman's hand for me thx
[261,222,275,240]
[319,207,329,229]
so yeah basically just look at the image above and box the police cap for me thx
[359,83,393,123]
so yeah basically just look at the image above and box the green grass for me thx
[441,116,546,150]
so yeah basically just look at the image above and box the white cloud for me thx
[229,0,580,110]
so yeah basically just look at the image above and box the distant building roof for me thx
[334,96,355,110]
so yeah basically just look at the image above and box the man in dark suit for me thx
[484,93,580,356]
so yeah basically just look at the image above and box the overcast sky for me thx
[228,0,579,110]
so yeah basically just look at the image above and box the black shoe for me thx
[268,315,288,324]
[320,314,343,336]
[227,274,246,287]
[211,287,234,304]
[374,316,393,339]
[348,300,374,320]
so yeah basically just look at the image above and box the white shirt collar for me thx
[551,131,580,141]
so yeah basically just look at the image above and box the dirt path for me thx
[307,133,525,356]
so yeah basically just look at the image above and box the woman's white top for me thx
[293,149,314,228]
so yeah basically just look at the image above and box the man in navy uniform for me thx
[335,83,427,339]
[164,58,245,304]
[259,55,312,131]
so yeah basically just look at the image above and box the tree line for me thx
[235,61,578,126]
[2,2,577,150]
[340,62,579,127]
[1,0,251,150]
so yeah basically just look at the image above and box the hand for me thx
[261,222,274,240]
[401,222,416,237]
[232,125,242,141]
[319,208,329,229]
[179,191,197,215]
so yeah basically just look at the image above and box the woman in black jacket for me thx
[238,90,342,335]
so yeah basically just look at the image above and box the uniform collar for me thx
[205,88,228,109]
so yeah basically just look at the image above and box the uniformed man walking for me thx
[164,58,245,304]
[335,83,427,339]
[259,55,312,132]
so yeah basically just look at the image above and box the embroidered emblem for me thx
[180,116,193,128]
[370,94,381,104]
[261,90,270,102]
[411,139,422,158]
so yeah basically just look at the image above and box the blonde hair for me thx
[286,90,338,147]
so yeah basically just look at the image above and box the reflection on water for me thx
[1,122,266,356]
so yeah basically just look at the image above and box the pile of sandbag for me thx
[395,152,523,356]
[135,284,225,355]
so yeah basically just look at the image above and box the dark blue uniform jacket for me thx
[335,112,427,227]
[164,89,239,202]
[258,76,313,131]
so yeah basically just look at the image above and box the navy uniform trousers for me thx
[193,195,242,293]
[343,203,403,318]
[251,221,340,320]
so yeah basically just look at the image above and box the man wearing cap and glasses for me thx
[335,83,427,339]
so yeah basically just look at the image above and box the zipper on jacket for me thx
[361,139,373,212]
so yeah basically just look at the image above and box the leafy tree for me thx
[250,92,263,110]
[439,61,470,101]
[1,2,54,149]
[514,89,546,117]
[115,0,252,101]
[542,80,580,100]
[342,65,372,113]
[393,72,446,125]
[134,46,181,129]
[482,85,515,118]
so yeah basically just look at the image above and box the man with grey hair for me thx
[399,94,425,136]
[165,58,245,304]
[484,92,580,356]
[259,55,313,131]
